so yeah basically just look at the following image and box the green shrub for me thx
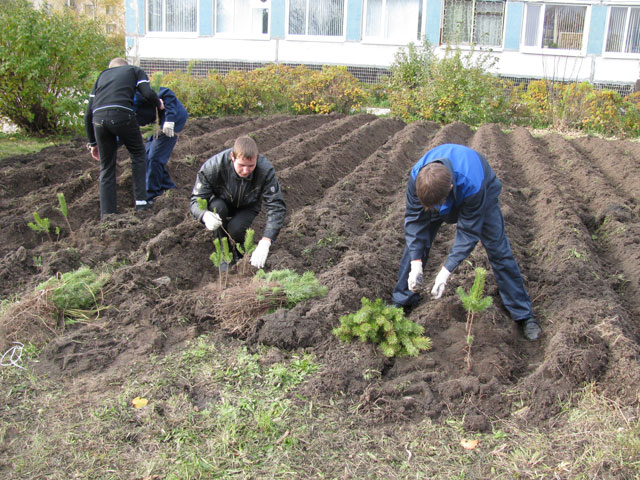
[333,297,432,357]
[0,0,122,134]
[161,63,364,117]
[291,65,366,114]
[387,40,512,126]
[36,266,109,319]
[255,269,327,308]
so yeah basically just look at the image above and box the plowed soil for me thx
[2,114,639,431]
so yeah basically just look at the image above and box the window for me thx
[216,0,269,36]
[605,6,640,54]
[288,0,345,37]
[148,0,198,33]
[364,0,422,43]
[442,0,505,47]
[523,3,586,50]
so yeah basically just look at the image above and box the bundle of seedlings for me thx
[0,266,110,350]
[216,269,327,338]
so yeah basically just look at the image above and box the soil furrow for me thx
[266,114,377,170]
[569,136,640,201]
[276,117,406,211]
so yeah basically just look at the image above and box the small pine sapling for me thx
[28,211,52,241]
[196,197,208,210]
[57,192,75,242]
[236,228,257,274]
[209,237,234,288]
[456,267,493,371]
[333,297,432,357]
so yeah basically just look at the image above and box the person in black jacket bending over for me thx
[392,143,542,341]
[85,57,164,217]
[190,136,286,270]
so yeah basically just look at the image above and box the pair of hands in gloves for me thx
[408,260,450,299]
[202,211,271,268]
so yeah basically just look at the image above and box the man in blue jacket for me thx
[392,143,541,341]
[133,87,188,202]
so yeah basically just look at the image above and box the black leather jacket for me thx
[190,148,286,241]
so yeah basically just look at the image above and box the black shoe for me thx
[392,303,414,316]
[136,201,153,211]
[520,318,542,341]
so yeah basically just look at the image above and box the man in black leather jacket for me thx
[190,135,286,269]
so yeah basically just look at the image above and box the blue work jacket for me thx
[405,144,502,272]
[134,87,188,132]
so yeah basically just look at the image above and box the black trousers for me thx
[209,197,259,247]
[93,109,147,217]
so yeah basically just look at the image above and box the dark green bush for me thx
[0,0,122,134]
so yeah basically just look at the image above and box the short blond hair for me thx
[233,135,259,159]
[108,58,128,68]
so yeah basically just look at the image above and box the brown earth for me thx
[1,114,639,432]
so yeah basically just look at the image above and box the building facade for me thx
[125,0,640,92]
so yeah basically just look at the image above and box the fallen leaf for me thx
[460,438,479,450]
[132,396,148,408]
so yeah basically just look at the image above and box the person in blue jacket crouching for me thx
[134,87,189,202]
[391,143,541,341]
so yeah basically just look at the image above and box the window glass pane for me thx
[289,0,307,34]
[309,0,344,36]
[473,1,504,46]
[625,7,640,53]
[149,0,163,32]
[167,0,197,32]
[606,7,626,52]
[443,0,472,44]
[386,0,420,42]
[543,5,585,49]
[524,3,541,46]
[365,0,383,37]
[216,0,233,32]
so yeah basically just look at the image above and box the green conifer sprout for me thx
[333,297,432,357]
[57,193,68,219]
[456,267,493,370]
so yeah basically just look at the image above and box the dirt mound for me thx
[1,114,639,430]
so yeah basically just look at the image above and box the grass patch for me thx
[0,133,68,160]
[2,336,638,480]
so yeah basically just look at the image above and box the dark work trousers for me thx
[93,109,147,217]
[392,200,534,322]
[209,197,259,248]
[145,134,177,201]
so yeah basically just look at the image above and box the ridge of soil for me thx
[1,114,639,432]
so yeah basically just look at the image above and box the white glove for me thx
[408,261,423,292]
[250,238,271,268]
[202,211,222,231]
[431,266,451,299]
[162,121,175,137]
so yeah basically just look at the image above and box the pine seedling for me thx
[456,267,493,371]
[28,211,52,241]
[236,228,257,274]
[333,297,432,358]
[196,198,208,210]
[209,237,234,288]
[57,192,75,242]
